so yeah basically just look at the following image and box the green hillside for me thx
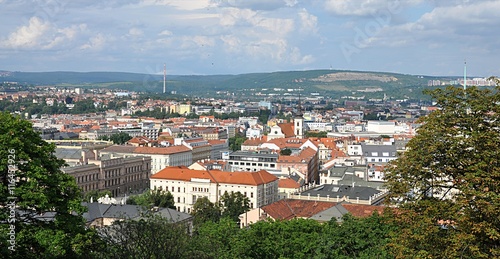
[2,69,452,99]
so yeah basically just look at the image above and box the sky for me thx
[0,0,499,77]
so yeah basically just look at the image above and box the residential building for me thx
[150,166,279,213]
[226,150,279,174]
[277,147,319,184]
[239,199,385,227]
[62,154,151,197]
[84,203,193,229]
[100,145,192,174]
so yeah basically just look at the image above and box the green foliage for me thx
[280,148,292,156]
[219,191,250,223]
[228,134,247,151]
[191,196,221,226]
[0,112,103,258]
[108,132,132,145]
[304,131,328,138]
[384,85,500,258]
[126,189,175,209]
[99,214,191,259]
[188,213,393,259]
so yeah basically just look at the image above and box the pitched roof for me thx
[278,178,300,189]
[151,166,277,186]
[341,203,385,217]
[134,145,191,155]
[261,199,336,220]
[278,122,294,138]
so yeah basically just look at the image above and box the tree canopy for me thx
[126,189,175,209]
[384,85,500,258]
[0,112,103,258]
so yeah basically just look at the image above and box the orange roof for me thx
[207,139,227,145]
[277,147,316,163]
[151,166,278,186]
[278,122,294,138]
[278,178,300,189]
[243,137,266,146]
[342,204,385,217]
[262,199,336,220]
[268,138,307,149]
[134,145,191,155]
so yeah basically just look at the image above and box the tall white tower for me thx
[163,63,166,94]
[294,88,304,139]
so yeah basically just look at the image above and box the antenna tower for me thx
[463,60,467,91]
[163,63,166,94]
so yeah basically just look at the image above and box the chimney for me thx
[81,150,88,165]
[94,149,99,160]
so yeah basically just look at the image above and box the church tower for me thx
[294,89,304,139]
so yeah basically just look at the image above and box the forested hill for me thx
[1,69,454,98]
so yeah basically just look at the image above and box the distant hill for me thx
[0,69,454,99]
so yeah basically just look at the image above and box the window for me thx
[172,186,174,192]
[177,197,180,203]
[178,187,181,192]
[251,192,253,198]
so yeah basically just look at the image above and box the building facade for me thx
[150,166,279,213]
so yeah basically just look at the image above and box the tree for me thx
[280,148,292,156]
[191,196,221,226]
[384,85,500,258]
[0,112,104,258]
[126,189,175,209]
[219,191,250,223]
[228,134,247,151]
[109,132,132,145]
[100,214,191,259]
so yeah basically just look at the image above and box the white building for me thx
[100,145,192,174]
[366,121,395,134]
[150,166,279,213]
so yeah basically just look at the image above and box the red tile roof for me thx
[278,178,300,189]
[151,166,278,186]
[134,146,191,155]
[262,199,336,220]
[342,204,385,217]
[278,122,294,138]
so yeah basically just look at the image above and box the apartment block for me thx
[150,166,279,213]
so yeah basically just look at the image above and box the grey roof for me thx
[337,173,385,189]
[301,184,381,200]
[361,143,397,156]
[54,148,82,160]
[229,150,279,158]
[100,145,136,154]
[309,203,349,222]
[83,203,192,223]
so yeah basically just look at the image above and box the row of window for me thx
[76,173,98,183]
[228,161,276,168]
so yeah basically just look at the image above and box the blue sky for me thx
[1,0,499,77]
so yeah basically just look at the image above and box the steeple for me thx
[294,87,304,139]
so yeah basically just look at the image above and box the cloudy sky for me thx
[1,0,499,77]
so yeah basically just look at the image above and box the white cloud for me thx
[365,1,500,47]
[298,9,318,34]
[324,0,423,16]
[289,47,314,64]
[127,27,144,37]
[0,17,85,50]
[1,17,50,48]
[80,33,107,51]
[158,30,173,36]
[141,0,214,10]
[213,0,297,10]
